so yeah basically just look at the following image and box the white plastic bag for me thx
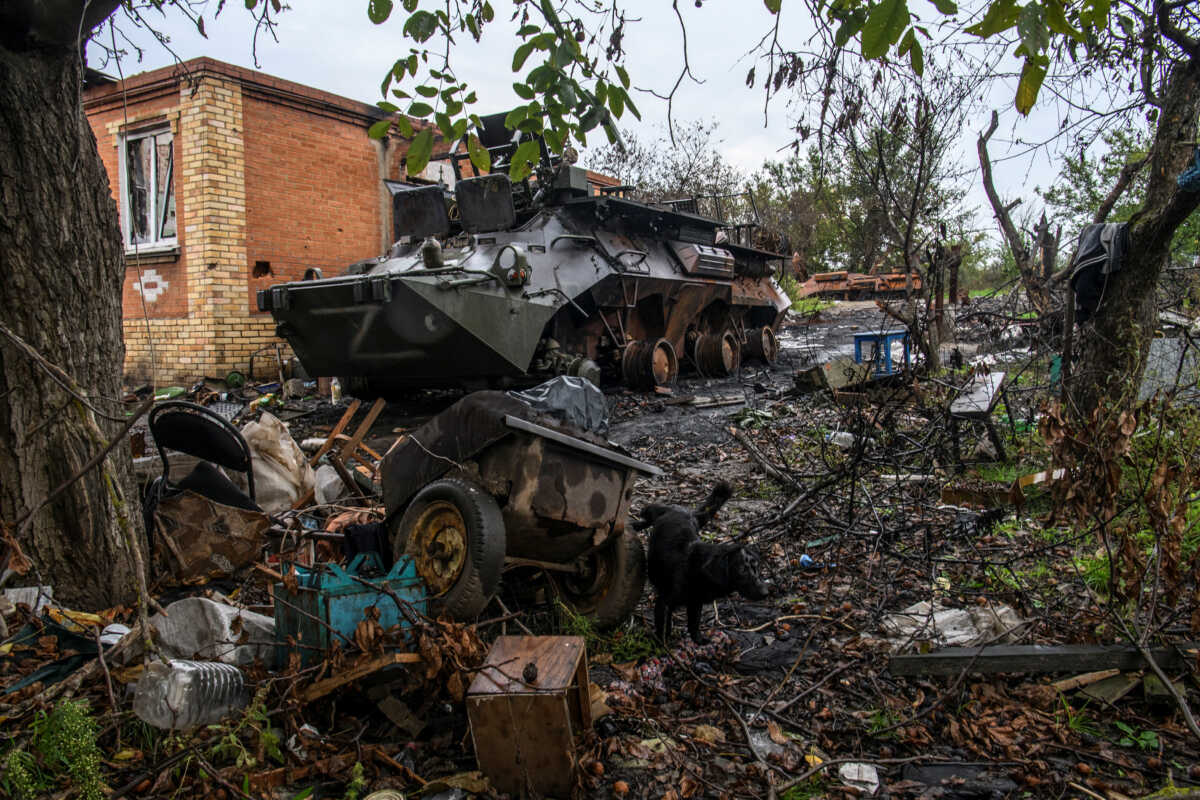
[239,412,315,513]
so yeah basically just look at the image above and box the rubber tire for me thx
[555,530,646,630]
[393,478,506,621]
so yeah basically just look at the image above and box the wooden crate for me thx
[466,636,590,798]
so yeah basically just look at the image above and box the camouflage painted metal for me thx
[151,490,269,583]
[259,165,790,393]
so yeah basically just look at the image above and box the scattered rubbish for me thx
[241,411,316,513]
[315,463,348,505]
[901,763,1018,797]
[1079,673,1142,706]
[838,762,880,795]
[881,600,1024,651]
[151,490,270,582]
[99,623,131,646]
[3,585,53,614]
[151,597,275,666]
[949,370,1008,463]
[466,636,590,798]
[507,375,609,433]
[273,553,427,666]
[797,554,835,569]
[747,728,786,761]
[132,659,247,730]
[377,694,427,737]
[853,330,910,376]
[889,640,1200,676]
[794,356,873,392]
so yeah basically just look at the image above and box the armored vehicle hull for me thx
[260,169,790,392]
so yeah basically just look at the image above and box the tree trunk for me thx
[0,40,139,609]
[1066,58,1200,416]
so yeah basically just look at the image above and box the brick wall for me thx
[85,59,396,385]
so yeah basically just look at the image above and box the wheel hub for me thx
[405,500,468,595]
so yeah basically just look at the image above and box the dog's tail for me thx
[693,480,733,530]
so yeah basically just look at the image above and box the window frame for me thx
[118,125,177,253]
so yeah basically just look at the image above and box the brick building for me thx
[84,57,410,385]
[85,57,620,385]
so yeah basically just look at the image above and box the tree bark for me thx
[0,34,139,608]
[1066,57,1200,416]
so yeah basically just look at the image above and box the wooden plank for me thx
[1050,669,1119,693]
[950,371,1005,418]
[468,635,586,696]
[339,398,386,461]
[307,399,361,467]
[300,651,421,703]
[889,642,1200,677]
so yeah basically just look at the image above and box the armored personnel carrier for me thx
[258,122,791,394]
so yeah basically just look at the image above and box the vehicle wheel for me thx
[393,478,506,620]
[553,529,645,630]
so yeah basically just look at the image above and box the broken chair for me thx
[143,401,269,583]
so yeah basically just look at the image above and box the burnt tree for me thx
[0,1,140,608]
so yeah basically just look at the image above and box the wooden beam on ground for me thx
[889,643,1200,677]
[300,651,422,704]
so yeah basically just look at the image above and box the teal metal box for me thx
[273,553,427,666]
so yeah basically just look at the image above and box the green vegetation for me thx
[780,777,830,800]
[1115,721,1160,751]
[558,601,663,661]
[2,700,105,800]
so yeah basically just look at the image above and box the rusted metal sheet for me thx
[798,270,924,300]
[151,490,269,582]
[466,636,591,798]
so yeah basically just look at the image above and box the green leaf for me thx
[451,118,468,139]
[835,13,866,48]
[403,9,438,41]
[397,116,414,138]
[505,105,528,129]
[930,0,956,13]
[510,139,541,180]
[415,84,439,97]
[543,127,563,154]
[513,41,536,72]
[466,14,479,38]
[435,112,453,138]
[517,24,541,36]
[513,82,536,100]
[407,101,434,117]
[1046,0,1085,41]
[764,0,781,12]
[467,134,491,174]
[368,119,393,139]
[861,0,909,59]
[481,2,493,22]
[367,0,393,24]
[402,0,417,10]
[445,99,463,116]
[908,37,924,74]
[291,786,315,800]
[623,92,640,120]
[1016,4,1049,56]
[407,54,419,73]
[608,86,625,118]
[376,100,399,113]
[615,65,630,89]
[406,128,434,176]
[965,0,1018,38]
[1015,56,1047,115]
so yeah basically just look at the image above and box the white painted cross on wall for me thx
[132,268,169,303]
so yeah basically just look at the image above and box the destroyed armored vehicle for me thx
[258,116,791,394]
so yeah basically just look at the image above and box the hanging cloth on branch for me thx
[1178,147,1200,193]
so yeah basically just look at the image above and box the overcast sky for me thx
[88,0,1068,245]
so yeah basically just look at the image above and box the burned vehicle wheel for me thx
[553,530,645,630]
[394,478,506,620]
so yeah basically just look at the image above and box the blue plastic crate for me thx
[273,552,427,666]
[853,331,910,376]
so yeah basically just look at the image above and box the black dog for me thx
[634,481,769,643]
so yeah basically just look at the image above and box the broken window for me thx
[121,127,176,250]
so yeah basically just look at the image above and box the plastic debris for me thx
[239,411,316,513]
[151,597,275,666]
[132,659,247,729]
[839,762,880,795]
[881,600,1024,651]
